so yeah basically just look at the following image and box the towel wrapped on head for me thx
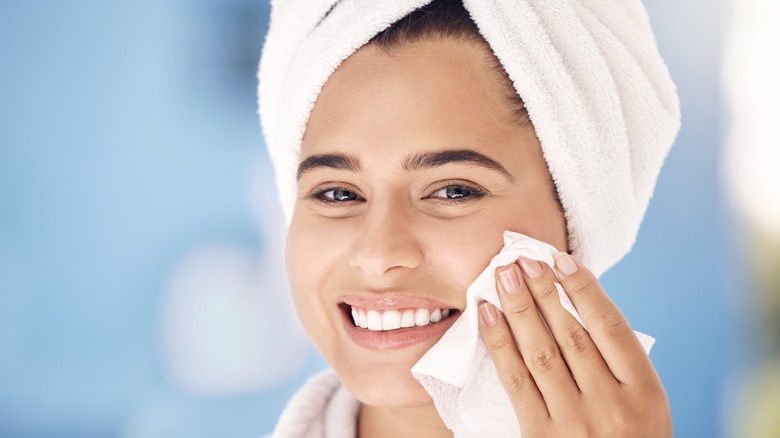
[258,0,680,278]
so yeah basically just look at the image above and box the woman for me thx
[258,0,679,436]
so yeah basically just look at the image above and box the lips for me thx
[339,295,461,350]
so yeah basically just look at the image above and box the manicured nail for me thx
[498,267,520,294]
[519,257,543,278]
[555,253,579,276]
[479,302,498,327]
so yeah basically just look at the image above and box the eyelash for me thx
[309,182,487,205]
[310,186,365,204]
[426,182,487,203]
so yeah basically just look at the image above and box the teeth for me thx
[367,310,382,330]
[401,309,415,328]
[350,306,454,331]
[382,310,401,330]
[415,309,430,326]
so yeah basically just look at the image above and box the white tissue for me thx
[411,231,655,437]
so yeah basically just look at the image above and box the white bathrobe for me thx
[269,370,359,438]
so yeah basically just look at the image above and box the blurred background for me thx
[0,0,777,436]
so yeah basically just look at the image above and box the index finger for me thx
[553,253,659,387]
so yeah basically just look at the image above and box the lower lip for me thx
[340,306,460,350]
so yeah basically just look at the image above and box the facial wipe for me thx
[411,231,655,438]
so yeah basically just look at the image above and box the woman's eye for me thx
[429,185,484,201]
[317,188,361,202]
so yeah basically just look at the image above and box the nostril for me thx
[347,220,425,276]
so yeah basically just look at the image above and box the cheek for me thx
[416,214,507,290]
[287,213,352,284]
[421,201,566,283]
[511,201,568,252]
[482,192,568,252]
[285,216,347,348]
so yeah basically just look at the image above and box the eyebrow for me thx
[296,148,513,181]
[403,149,513,181]
[297,153,361,179]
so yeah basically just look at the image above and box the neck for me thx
[358,403,452,438]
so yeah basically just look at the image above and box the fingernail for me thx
[519,257,542,278]
[498,267,520,294]
[555,253,579,276]
[479,302,498,328]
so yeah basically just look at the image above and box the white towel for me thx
[411,231,655,437]
[258,0,680,278]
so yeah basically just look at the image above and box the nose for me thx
[347,200,424,278]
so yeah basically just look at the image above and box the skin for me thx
[286,36,671,437]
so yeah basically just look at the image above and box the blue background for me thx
[0,0,743,436]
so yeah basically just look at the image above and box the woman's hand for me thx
[478,253,672,437]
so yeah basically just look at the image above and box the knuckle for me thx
[506,298,536,319]
[581,423,607,438]
[534,282,558,301]
[566,276,596,297]
[569,410,620,437]
[531,345,559,371]
[600,312,631,338]
[486,331,514,351]
[563,323,590,353]
[597,421,621,437]
[612,409,639,437]
[563,419,599,438]
[502,368,530,394]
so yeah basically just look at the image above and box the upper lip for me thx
[340,293,459,311]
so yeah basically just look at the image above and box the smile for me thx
[349,306,452,331]
[338,297,461,350]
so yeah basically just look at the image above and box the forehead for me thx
[301,38,522,162]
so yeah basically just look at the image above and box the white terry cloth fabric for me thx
[258,0,681,278]
[411,231,655,437]
[270,369,360,438]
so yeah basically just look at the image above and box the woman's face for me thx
[287,37,567,408]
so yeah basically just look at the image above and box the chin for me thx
[338,363,434,408]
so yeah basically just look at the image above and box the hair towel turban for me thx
[258,0,680,277]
